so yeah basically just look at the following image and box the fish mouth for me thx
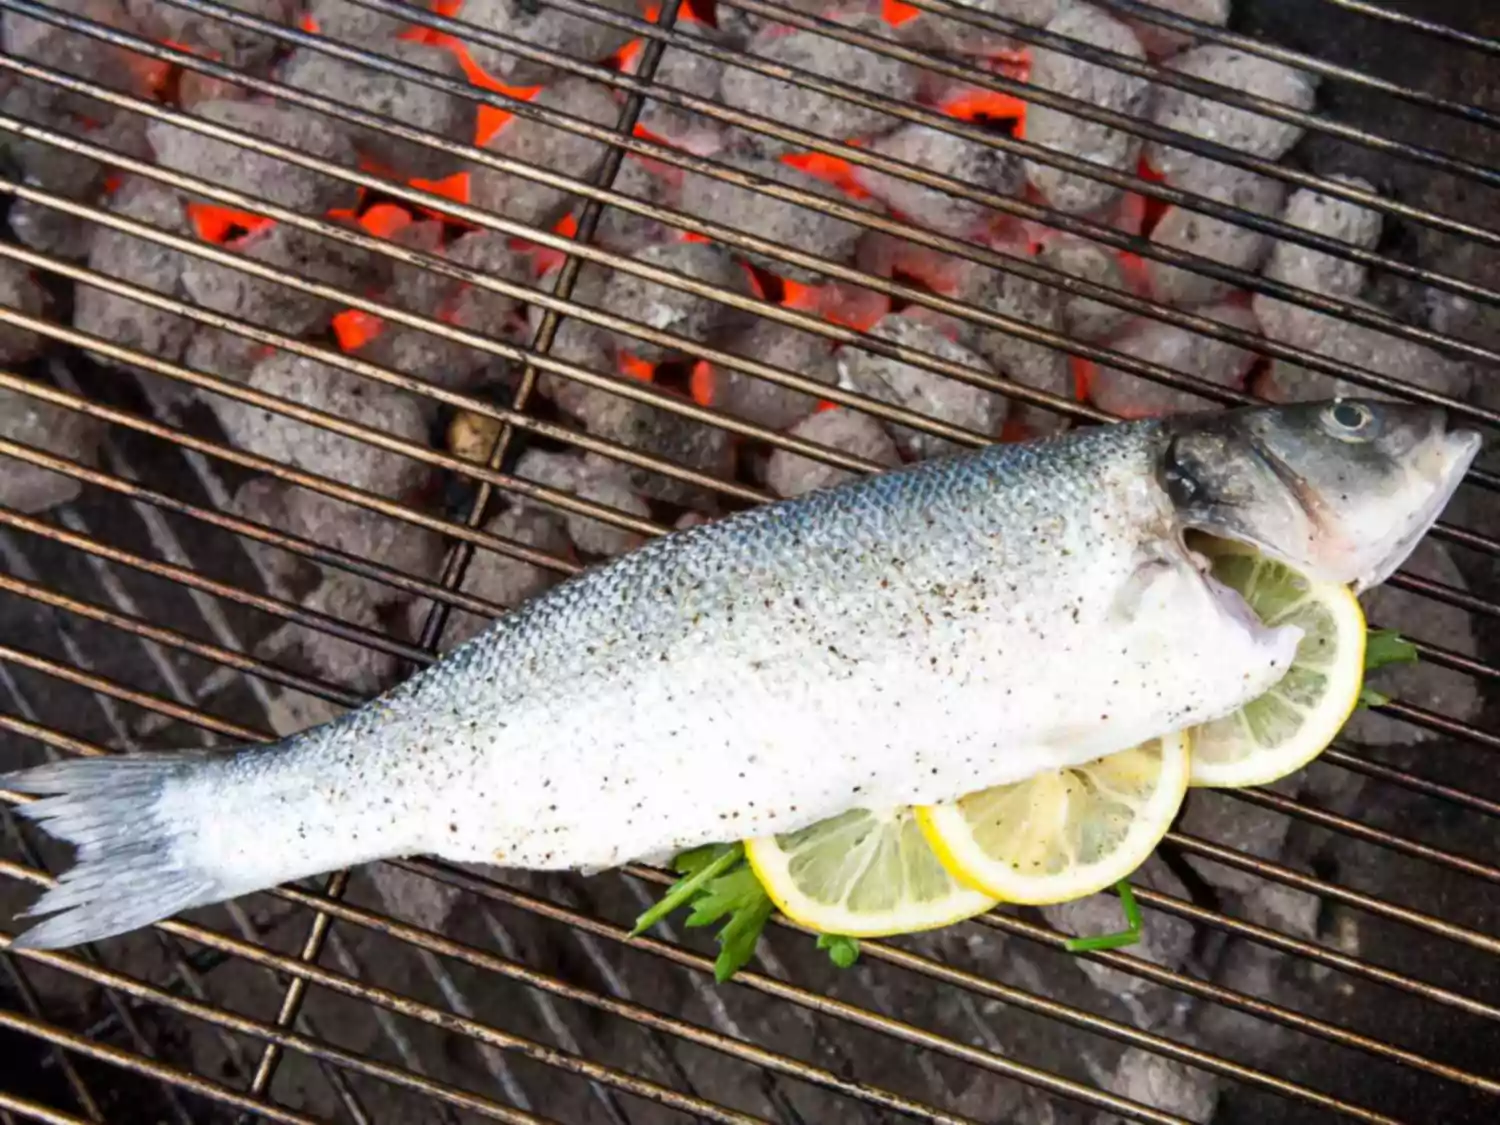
[1352,427,1481,592]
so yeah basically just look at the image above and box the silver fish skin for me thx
[5,400,1479,949]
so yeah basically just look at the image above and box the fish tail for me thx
[4,751,237,949]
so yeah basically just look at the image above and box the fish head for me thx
[1161,400,1480,592]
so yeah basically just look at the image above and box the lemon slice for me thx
[743,807,998,938]
[914,732,1192,905]
[1187,540,1367,788]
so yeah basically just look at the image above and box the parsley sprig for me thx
[1358,629,1419,708]
[631,843,857,982]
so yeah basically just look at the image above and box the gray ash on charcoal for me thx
[126,0,292,71]
[1,0,154,98]
[1024,3,1154,216]
[515,448,651,557]
[1124,0,1230,58]
[590,240,754,362]
[1038,233,1134,341]
[147,99,361,216]
[1253,294,1471,403]
[1147,154,1286,307]
[854,123,1026,237]
[181,221,385,337]
[1089,301,1260,417]
[894,0,1058,57]
[462,0,640,87]
[950,261,1072,434]
[360,226,532,390]
[718,11,920,155]
[0,258,47,366]
[836,310,1006,459]
[1147,46,1316,176]
[280,41,474,178]
[73,176,195,369]
[213,352,436,500]
[764,407,900,499]
[629,25,729,154]
[304,0,413,44]
[471,77,623,228]
[676,151,870,283]
[714,318,839,431]
[0,383,106,515]
[1262,175,1383,299]
[594,156,675,255]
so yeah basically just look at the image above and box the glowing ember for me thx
[524,212,579,276]
[1134,155,1170,239]
[332,309,384,351]
[781,149,870,200]
[399,7,543,146]
[619,351,656,382]
[186,202,275,245]
[356,202,416,239]
[1070,356,1096,403]
[299,14,320,34]
[881,0,920,25]
[409,170,474,226]
[940,89,1027,139]
[821,284,890,333]
[689,359,716,408]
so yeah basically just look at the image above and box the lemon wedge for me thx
[743,807,998,938]
[914,732,1192,905]
[1187,540,1367,788]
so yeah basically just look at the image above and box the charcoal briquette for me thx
[764,408,899,499]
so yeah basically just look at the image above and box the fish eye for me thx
[1323,401,1376,442]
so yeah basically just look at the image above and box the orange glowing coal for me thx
[332,309,385,351]
[186,202,276,245]
[940,88,1027,139]
[781,147,871,201]
[618,351,656,383]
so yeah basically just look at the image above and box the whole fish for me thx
[4,401,1478,949]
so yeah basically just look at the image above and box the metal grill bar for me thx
[1311,0,1500,54]
[22,0,1500,364]
[9,0,1500,413]
[1,1,1498,1123]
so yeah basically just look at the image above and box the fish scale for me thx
[5,401,1479,950]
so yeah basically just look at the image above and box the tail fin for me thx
[5,753,226,950]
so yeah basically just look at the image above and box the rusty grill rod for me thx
[7,658,1500,1074]
[0,2,1494,1125]
[370,0,1500,250]
[87,0,1500,337]
[1310,0,1500,55]
[5,93,1500,490]
[2,648,1488,1122]
[0,225,1495,582]
[1092,0,1500,123]
[2,357,1496,755]
[15,0,1500,404]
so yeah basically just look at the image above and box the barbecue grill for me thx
[0,0,1496,1121]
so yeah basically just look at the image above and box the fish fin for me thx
[1109,554,1180,625]
[4,753,222,950]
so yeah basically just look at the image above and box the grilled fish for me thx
[5,400,1478,949]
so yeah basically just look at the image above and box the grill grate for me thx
[0,0,1497,1122]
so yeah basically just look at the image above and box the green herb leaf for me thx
[1365,629,1418,672]
[1357,686,1391,710]
[816,933,861,968]
[1063,880,1143,954]
[632,843,776,982]
[630,843,743,937]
